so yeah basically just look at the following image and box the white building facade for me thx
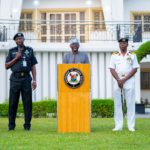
[0,0,150,103]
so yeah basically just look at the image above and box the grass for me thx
[0,118,150,150]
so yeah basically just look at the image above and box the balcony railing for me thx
[0,19,149,43]
[0,25,7,42]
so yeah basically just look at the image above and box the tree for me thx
[136,41,150,62]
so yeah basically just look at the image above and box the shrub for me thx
[32,100,57,118]
[0,103,9,117]
[92,99,114,118]
[136,40,150,62]
[0,99,114,118]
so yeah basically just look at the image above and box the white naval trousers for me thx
[113,77,135,129]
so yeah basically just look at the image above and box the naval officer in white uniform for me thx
[109,38,139,132]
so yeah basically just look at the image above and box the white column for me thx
[0,0,2,19]
[57,52,63,64]
[87,52,91,96]
[11,0,23,19]
[98,53,105,98]
[50,52,57,99]
[87,52,91,62]
[0,0,23,41]
[0,52,7,103]
[0,0,23,20]
[11,0,23,36]
[111,0,124,22]
[91,53,98,98]
[56,52,63,100]
[35,52,42,101]
[135,68,141,103]
[105,52,112,98]
[101,0,124,40]
[101,0,112,22]
[42,52,49,99]
[0,0,11,19]
[101,0,124,22]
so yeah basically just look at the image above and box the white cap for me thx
[69,37,79,44]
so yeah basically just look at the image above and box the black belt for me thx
[13,72,30,78]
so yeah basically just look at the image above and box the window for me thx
[19,13,33,31]
[41,13,47,41]
[64,13,76,42]
[41,36,47,42]
[144,15,150,32]
[141,72,150,89]
[40,11,85,43]
[79,12,85,43]
[93,11,105,31]
[49,13,62,42]
[134,15,142,21]
[41,13,46,24]
[134,14,150,32]
[41,26,47,35]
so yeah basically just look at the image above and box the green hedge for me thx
[92,99,114,118]
[0,99,114,118]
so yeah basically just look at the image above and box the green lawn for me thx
[0,118,150,150]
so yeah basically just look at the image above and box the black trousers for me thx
[8,79,32,129]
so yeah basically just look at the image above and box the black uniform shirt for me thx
[5,46,38,81]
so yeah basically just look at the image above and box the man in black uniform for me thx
[5,33,38,131]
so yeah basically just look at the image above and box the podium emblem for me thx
[64,68,84,88]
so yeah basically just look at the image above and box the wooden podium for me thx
[58,64,90,133]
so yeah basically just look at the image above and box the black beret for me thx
[13,33,24,40]
[118,38,128,43]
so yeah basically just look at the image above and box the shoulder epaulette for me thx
[112,52,119,55]
[25,46,33,51]
[129,51,135,54]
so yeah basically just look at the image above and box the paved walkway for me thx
[136,108,150,118]
[136,113,150,118]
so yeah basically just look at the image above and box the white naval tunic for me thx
[109,51,139,129]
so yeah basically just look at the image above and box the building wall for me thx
[140,62,150,102]
[0,0,23,20]
[141,90,150,102]
[0,47,113,103]
[124,0,150,21]
[101,0,124,22]
[0,41,141,103]
[20,7,105,43]
[0,0,143,103]
[22,0,101,9]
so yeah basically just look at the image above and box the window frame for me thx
[93,10,105,31]
[141,70,150,90]
[40,11,86,43]
[133,13,150,32]
[19,12,33,32]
